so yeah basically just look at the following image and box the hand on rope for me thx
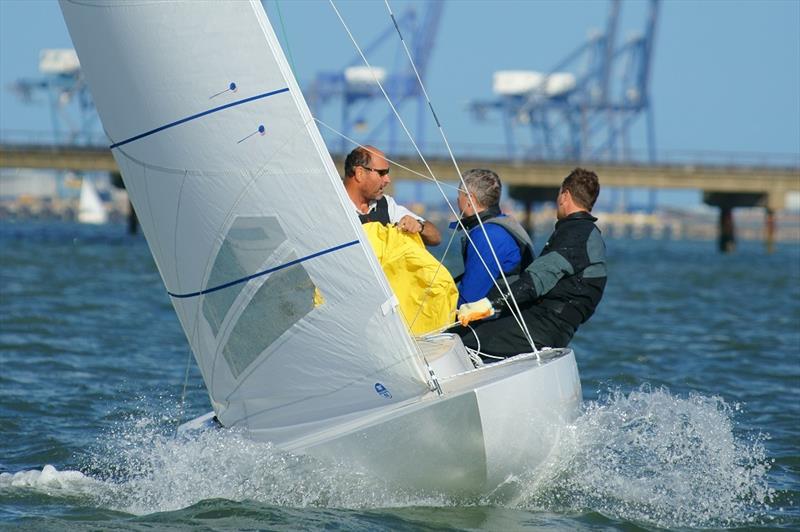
[457,298,495,326]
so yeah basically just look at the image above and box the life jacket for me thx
[481,215,535,274]
[458,208,535,282]
[358,196,390,225]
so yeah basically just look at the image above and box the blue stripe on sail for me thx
[168,239,360,299]
[109,87,290,149]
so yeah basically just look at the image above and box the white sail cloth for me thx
[78,177,108,224]
[60,0,429,430]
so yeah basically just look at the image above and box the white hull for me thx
[63,1,582,497]
[183,346,581,495]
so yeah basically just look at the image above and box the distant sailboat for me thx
[77,177,108,225]
[59,0,582,495]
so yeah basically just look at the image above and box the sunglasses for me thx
[360,165,390,177]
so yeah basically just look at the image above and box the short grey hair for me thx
[462,169,501,208]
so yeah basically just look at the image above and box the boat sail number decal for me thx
[374,383,392,399]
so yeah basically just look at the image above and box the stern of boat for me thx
[300,339,581,496]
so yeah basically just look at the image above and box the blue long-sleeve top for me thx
[458,221,521,306]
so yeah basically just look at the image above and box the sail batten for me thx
[60,0,429,434]
[109,87,290,149]
[168,239,360,299]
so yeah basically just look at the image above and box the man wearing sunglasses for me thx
[343,145,442,246]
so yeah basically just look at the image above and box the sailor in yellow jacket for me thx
[341,145,455,335]
[363,222,457,335]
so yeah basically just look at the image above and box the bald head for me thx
[344,145,386,179]
[343,145,391,205]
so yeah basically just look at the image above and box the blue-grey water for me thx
[1,220,798,530]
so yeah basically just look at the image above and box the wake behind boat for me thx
[59,0,582,495]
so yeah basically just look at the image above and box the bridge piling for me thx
[765,209,776,254]
[703,191,778,253]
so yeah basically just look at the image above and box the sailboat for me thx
[77,176,108,224]
[59,1,581,495]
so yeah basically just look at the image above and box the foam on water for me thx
[0,403,445,515]
[84,412,451,515]
[0,386,775,527]
[0,464,99,493]
[510,385,776,528]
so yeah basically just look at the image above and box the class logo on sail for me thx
[374,382,392,399]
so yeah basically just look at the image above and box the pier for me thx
[2,143,797,208]
[1,142,798,249]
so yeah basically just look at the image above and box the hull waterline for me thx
[182,348,581,496]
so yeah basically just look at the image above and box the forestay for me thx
[60,0,430,430]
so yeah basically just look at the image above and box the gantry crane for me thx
[470,0,659,163]
[306,2,445,155]
[9,49,100,145]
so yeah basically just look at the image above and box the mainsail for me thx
[60,0,430,432]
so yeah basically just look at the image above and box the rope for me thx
[315,117,530,343]
[175,346,194,436]
[383,0,537,352]
[323,6,534,348]
[314,118,460,191]
[328,1,539,361]
[274,0,297,75]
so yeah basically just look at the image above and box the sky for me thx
[0,0,798,207]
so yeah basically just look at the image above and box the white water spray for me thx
[1,386,775,527]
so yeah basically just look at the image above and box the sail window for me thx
[202,216,288,336]
[222,263,315,378]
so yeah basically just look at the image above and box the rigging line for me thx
[273,0,297,74]
[329,1,533,350]
[324,4,509,287]
[314,117,521,337]
[175,346,194,437]
[318,125,532,349]
[314,118,459,192]
[327,1,459,226]
[407,215,461,333]
[312,117,466,339]
[314,117,531,342]
[383,0,537,352]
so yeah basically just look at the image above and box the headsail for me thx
[59,0,429,434]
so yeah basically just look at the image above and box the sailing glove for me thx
[457,298,495,326]
[487,271,537,310]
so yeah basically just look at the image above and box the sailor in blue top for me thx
[458,168,607,359]
[454,169,534,306]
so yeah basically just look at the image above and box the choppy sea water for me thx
[1,220,798,530]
